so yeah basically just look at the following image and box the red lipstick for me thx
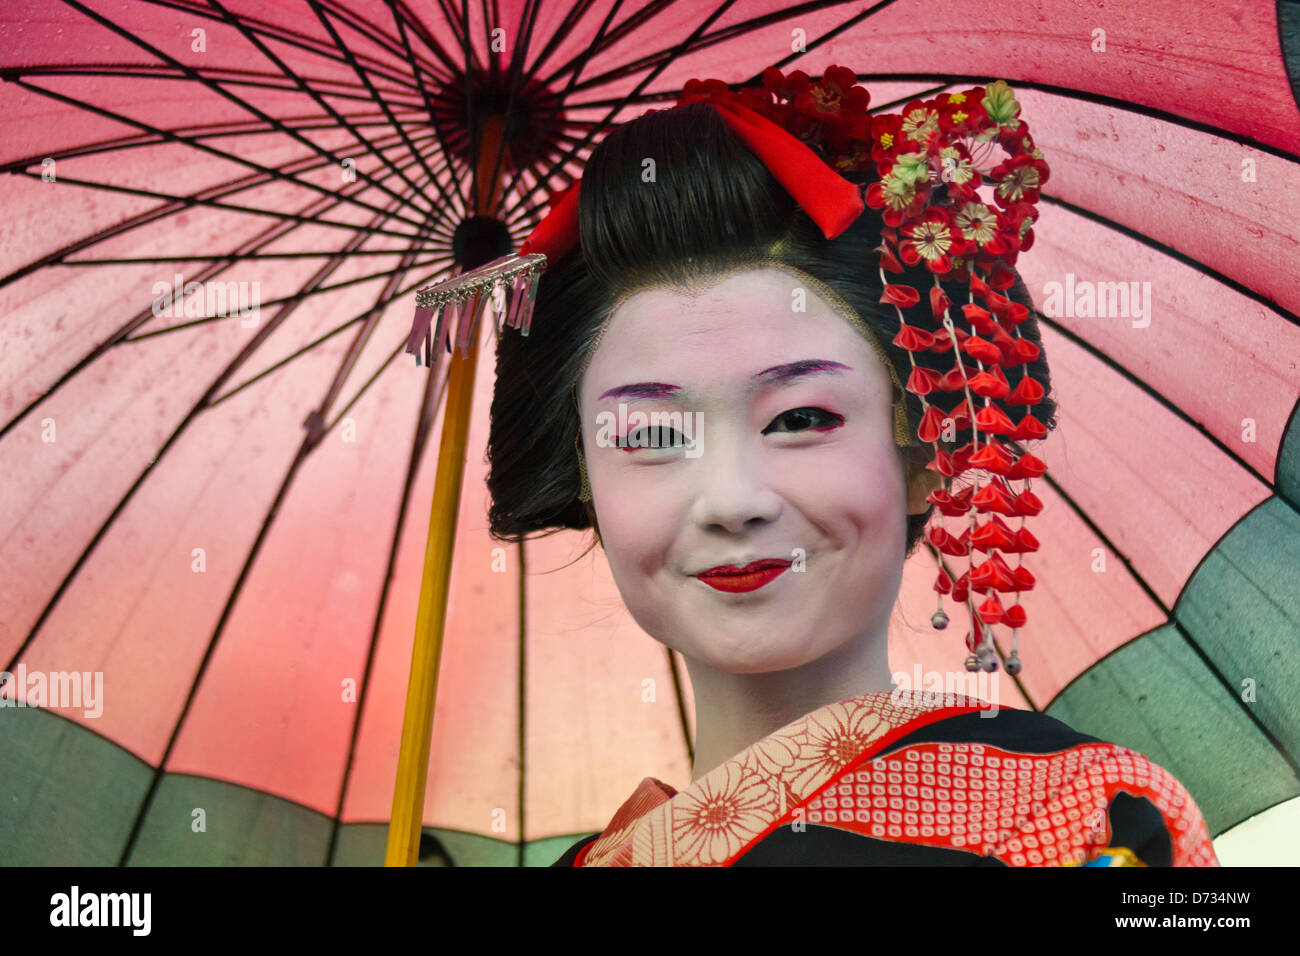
[695,559,792,593]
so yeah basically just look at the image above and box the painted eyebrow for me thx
[597,359,852,402]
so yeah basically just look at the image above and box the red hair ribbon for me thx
[519,100,864,260]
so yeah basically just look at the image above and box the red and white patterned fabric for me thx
[571,690,1218,867]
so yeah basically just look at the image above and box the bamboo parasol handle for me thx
[385,115,504,866]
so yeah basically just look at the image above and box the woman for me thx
[481,69,1218,866]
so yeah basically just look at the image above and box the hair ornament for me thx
[408,253,548,368]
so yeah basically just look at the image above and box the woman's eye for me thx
[617,426,684,449]
[763,407,845,434]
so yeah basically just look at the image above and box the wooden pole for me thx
[385,115,505,866]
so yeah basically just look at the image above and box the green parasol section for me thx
[1048,402,1300,839]
[0,704,588,866]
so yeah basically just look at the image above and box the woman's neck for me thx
[682,622,896,784]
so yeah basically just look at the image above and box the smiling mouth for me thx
[694,559,792,593]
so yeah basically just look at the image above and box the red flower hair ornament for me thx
[409,66,1052,677]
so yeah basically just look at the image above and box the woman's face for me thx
[577,267,930,675]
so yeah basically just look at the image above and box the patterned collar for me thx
[578,689,991,866]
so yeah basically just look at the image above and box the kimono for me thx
[552,690,1219,866]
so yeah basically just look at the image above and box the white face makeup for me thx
[577,267,925,675]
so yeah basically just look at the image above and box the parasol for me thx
[1,0,1297,865]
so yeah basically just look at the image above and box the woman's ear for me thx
[905,458,944,516]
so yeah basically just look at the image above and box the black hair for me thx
[486,102,1057,560]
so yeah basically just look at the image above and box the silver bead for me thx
[931,609,949,630]
[1005,653,1022,676]
[964,654,981,672]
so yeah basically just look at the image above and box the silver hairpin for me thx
[407,253,547,366]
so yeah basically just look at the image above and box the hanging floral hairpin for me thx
[865,80,1052,676]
